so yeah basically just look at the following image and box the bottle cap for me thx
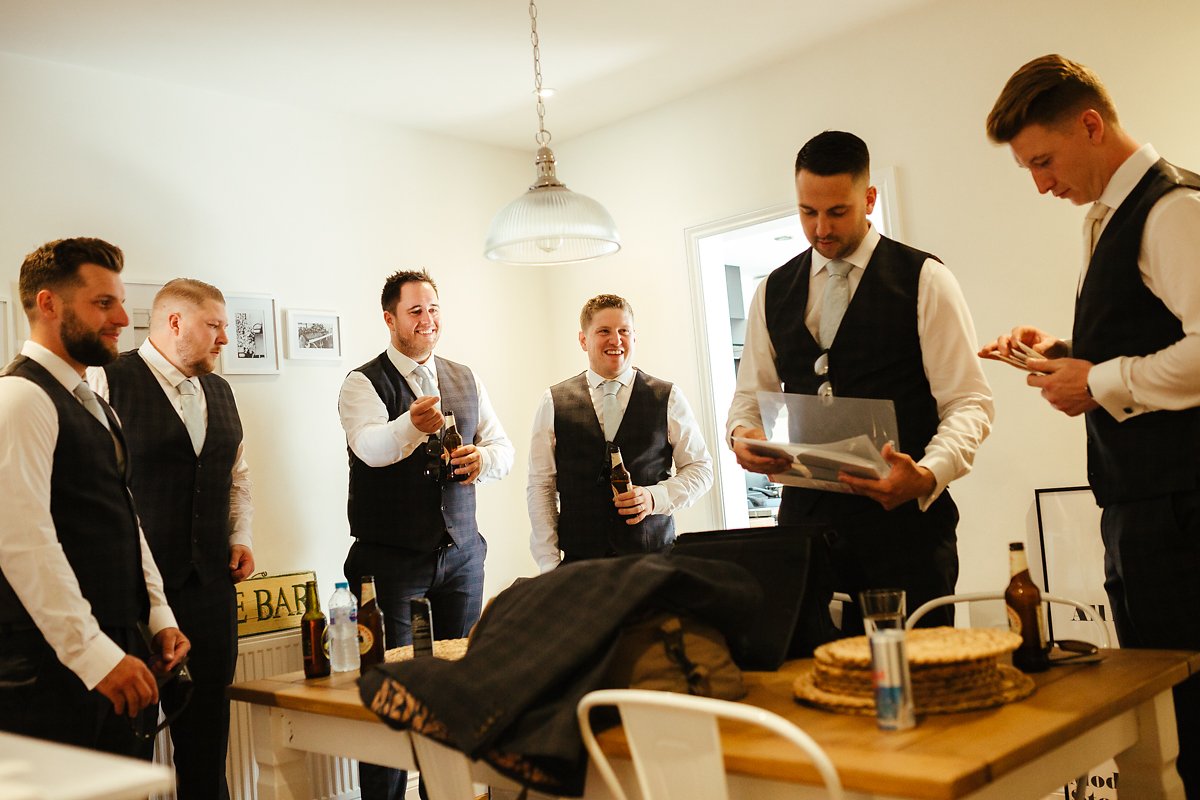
[335,581,348,588]
[1009,542,1025,551]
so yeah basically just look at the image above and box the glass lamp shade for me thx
[484,146,620,265]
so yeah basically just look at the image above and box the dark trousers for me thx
[0,624,156,759]
[781,489,959,636]
[164,573,238,800]
[345,532,486,800]
[1101,491,1200,799]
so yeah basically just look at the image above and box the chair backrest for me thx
[577,689,844,800]
[904,591,1111,648]
[411,733,477,800]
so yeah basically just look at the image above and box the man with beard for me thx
[90,278,254,799]
[0,237,190,757]
[338,269,513,800]
[527,294,713,570]
[727,131,993,637]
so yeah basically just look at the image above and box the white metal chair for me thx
[904,591,1111,649]
[410,733,478,800]
[577,689,845,800]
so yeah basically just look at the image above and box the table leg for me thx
[1114,690,1186,800]
[249,705,312,800]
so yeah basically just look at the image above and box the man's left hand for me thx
[614,485,653,525]
[838,443,936,511]
[449,444,484,484]
[152,627,191,674]
[229,544,255,581]
[1025,357,1099,417]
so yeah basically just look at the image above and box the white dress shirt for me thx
[338,343,514,481]
[0,341,177,690]
[527,366,715,572]
[87,338,254,551]
[1078,144,1200,421]
[727,225,994,509]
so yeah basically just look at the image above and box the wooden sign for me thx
[235,570,316,638]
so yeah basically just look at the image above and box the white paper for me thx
[733,434,891,492]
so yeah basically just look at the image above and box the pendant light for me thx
[484,0,621,265]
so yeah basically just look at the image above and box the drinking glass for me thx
[859,588,906,635]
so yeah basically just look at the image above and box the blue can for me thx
[869,628,916,730]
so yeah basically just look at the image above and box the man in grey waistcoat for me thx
[528,294,713,571]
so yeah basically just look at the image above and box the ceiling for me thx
[1,0,936,151]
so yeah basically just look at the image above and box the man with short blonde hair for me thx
[981,54,1200,797]
[92,276,254,799]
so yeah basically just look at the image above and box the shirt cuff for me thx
[645,484,669,516]
[1092,357,1142,421]
[68,634,127,691]
[149,604,179,635]
[915,457,952,512]
[535,554,561,573]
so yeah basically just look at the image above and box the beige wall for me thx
[3,0,1199,608]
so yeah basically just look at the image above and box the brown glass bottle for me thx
[441,411,467,482]
[357,575,387,670]
[301,579,330,679]
[423,433,444,483]
[608,442,631,498]
[1006,542,1050,673]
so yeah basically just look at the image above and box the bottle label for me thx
[1006,605,1022,635]
[357,623,374,655]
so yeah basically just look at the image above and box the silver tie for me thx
[1078,202,1109,294]
[177,378,206,455]
[819,259,853,349]
[74,382,111,431]
[412,364,438,398]
[602,379,621,442]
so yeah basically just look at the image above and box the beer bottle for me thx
[357,575,387,670]
[441,411,467,482]
[410,598,435,658]
[1005,542,1050,673]
[301,579,330,679]
[608,442,631,498]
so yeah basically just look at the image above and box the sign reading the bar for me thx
[235,570,316,638]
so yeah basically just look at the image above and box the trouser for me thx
[0,624,155,759]
[345,532,486,800]
[164,572,238,800]
[1101,490,1200,800]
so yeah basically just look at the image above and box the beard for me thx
[61,307,118,367]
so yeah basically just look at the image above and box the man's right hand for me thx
[731,426,792,475]
[978,325,1069,361]
[95,654,159,717]
[409,396,445,434]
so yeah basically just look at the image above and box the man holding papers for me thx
[727,131,993,633]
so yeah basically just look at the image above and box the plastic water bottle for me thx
[328,581,360,673]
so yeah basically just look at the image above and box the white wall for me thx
[0,52,548,603]
[547,0,1200,594]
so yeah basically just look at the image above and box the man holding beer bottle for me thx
[337,268,513,800]
[527,294,713,571]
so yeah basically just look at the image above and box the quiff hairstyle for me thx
[18,237,124,312]
[579,294,634,331]
[381,269,438,313]
[987,54,1120,144]
[153,278,225,313]
[794,131,870,182]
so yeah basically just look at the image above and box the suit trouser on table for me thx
[345,533,485,800]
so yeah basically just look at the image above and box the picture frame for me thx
[222,294,280,374]
[116,281,164,355]
[284,309,342,360]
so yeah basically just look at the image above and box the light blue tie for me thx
[602,379,621,441]
[75,382,124,469]
[819,259,853,349]
[412,364,438,398]
[177,378,206,455]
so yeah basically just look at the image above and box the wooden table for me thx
[228,648,1200,800]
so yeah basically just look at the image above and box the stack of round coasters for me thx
[793,627,1036,715]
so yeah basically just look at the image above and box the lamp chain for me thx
[529,0,551,146]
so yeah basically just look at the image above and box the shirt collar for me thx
[139,337,191,389]
[387,342,434,380]
[808,223,881,277]
[20,340,86,392]
[1098,143,1159,212]
[588,365,635,389]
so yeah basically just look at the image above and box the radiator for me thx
[152,629,361,800]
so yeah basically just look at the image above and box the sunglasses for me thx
[129,623,195,741]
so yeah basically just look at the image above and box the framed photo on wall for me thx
[222,294,280,374]
[284,309,342,360]
[116,281,164,354]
